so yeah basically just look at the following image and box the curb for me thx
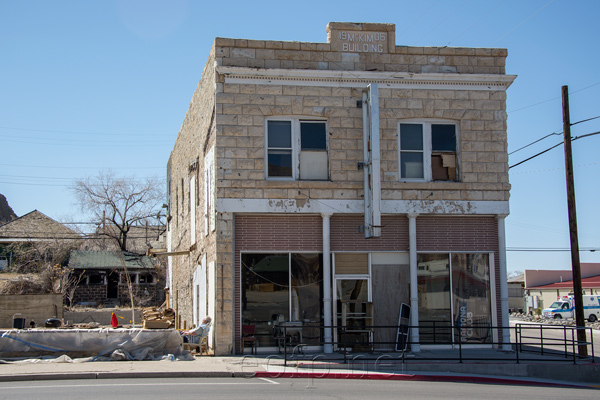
[0,371,253,382]
[254,370,592,389]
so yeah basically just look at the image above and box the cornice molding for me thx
[216,66,516,91]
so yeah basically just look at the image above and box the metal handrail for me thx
[270,322,596,366]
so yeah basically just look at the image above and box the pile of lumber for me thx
[142,303,175,329]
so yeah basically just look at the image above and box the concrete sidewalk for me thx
[0,350,598,388]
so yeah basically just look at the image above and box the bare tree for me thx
[7,235,80,274]
[72,170,165,253]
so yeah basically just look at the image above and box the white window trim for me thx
[265,116,329,180]
[190,175,196,244]
[204,146,215,235]
[398,119,459,182]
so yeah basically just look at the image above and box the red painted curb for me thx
[254,371,586,388]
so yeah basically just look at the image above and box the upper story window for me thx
[398,121,458,182]
[266,118,329,180]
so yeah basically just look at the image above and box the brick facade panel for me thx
[330,215,409,251]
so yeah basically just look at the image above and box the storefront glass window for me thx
[452,253,491,343]
[417,254,452,344]
[417,253,492,345]
[291,253,323,345]
[242,253,289,347]
[242,253,322,348]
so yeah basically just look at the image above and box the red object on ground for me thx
[111,312,118,328]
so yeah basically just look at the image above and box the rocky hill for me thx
[0,194,17,225]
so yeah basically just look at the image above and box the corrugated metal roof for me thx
[526,274,600,290]
[69,250,154,270]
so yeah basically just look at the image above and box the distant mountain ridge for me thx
[0,194,17,225]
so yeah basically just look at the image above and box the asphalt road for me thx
[0,377,597,400]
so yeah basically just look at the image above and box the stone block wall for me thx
[168,47,232,353]
[213,81,510,202]
[168,22,513,354]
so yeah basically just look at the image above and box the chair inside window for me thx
[241,324,257,355]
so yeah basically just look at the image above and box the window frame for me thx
[416,251,493,346]
[265,117,329,181]
[398,119,459,182]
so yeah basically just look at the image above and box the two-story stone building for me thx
[167,22,516,355]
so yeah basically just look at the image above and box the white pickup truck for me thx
[542,295,600,322]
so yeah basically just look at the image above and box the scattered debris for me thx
[142,301,175,329]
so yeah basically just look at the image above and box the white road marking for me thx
[258,377,280,384]
[0,381,274,390]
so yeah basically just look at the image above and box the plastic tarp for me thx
[0,328,186,361]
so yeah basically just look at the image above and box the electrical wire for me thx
[492,0,555,45]
[1,138,168,148]
[509,83,600,114]
[509,115,600,157]
[509,130,600,169]
[0,125,167,138]
[415,0,469,45]
[508,131,562,155]
[507,247,600,252]
[508,141,563,169]
[571,114,600,126]
[443,0,506,46]
[0,163,163,170]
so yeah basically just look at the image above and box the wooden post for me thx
[562,85,588,357]
[176,289,179,330]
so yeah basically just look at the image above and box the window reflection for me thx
[417,253,492,345]
[452,253,491,343]
[242,253,323,348]
[242,254,289,347]
[417,254,452,344]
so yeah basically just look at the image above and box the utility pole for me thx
[561,85,588,357]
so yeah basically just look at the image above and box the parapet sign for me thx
[327,22,396,54]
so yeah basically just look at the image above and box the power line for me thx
[509,130,600,169]
[0,174,160,181]
[571,115,600,126]
[0,163,163,170]
[507,247,600,252]
[508,141,562,169]
[509,116,600,156]
[397,0,441,40]
[492,0,555,45]
[573,130,600,141]
[443,0,507,46]
[415,0,469,45]
[508,131,561,155]
[1,138,168,148]
[0,125,168,138]
[509,82,600,113]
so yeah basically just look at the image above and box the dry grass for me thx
[0,272,41,292]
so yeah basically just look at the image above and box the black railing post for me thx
[539,325,544,355]
[283,325,288,367]
[458,326,463,363]
[572,327,577,365]
[564,325,569,359]
[343,326,347,364]
[515,325,520,364]
[591,327,596,363]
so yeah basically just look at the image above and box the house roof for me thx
[0,210,78,240]
[526,274,600,290]
[508,273,524,283]
[69,250,154,270]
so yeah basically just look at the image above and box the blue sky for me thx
[1,0,599,273]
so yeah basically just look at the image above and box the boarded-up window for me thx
[335,253,369,274]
